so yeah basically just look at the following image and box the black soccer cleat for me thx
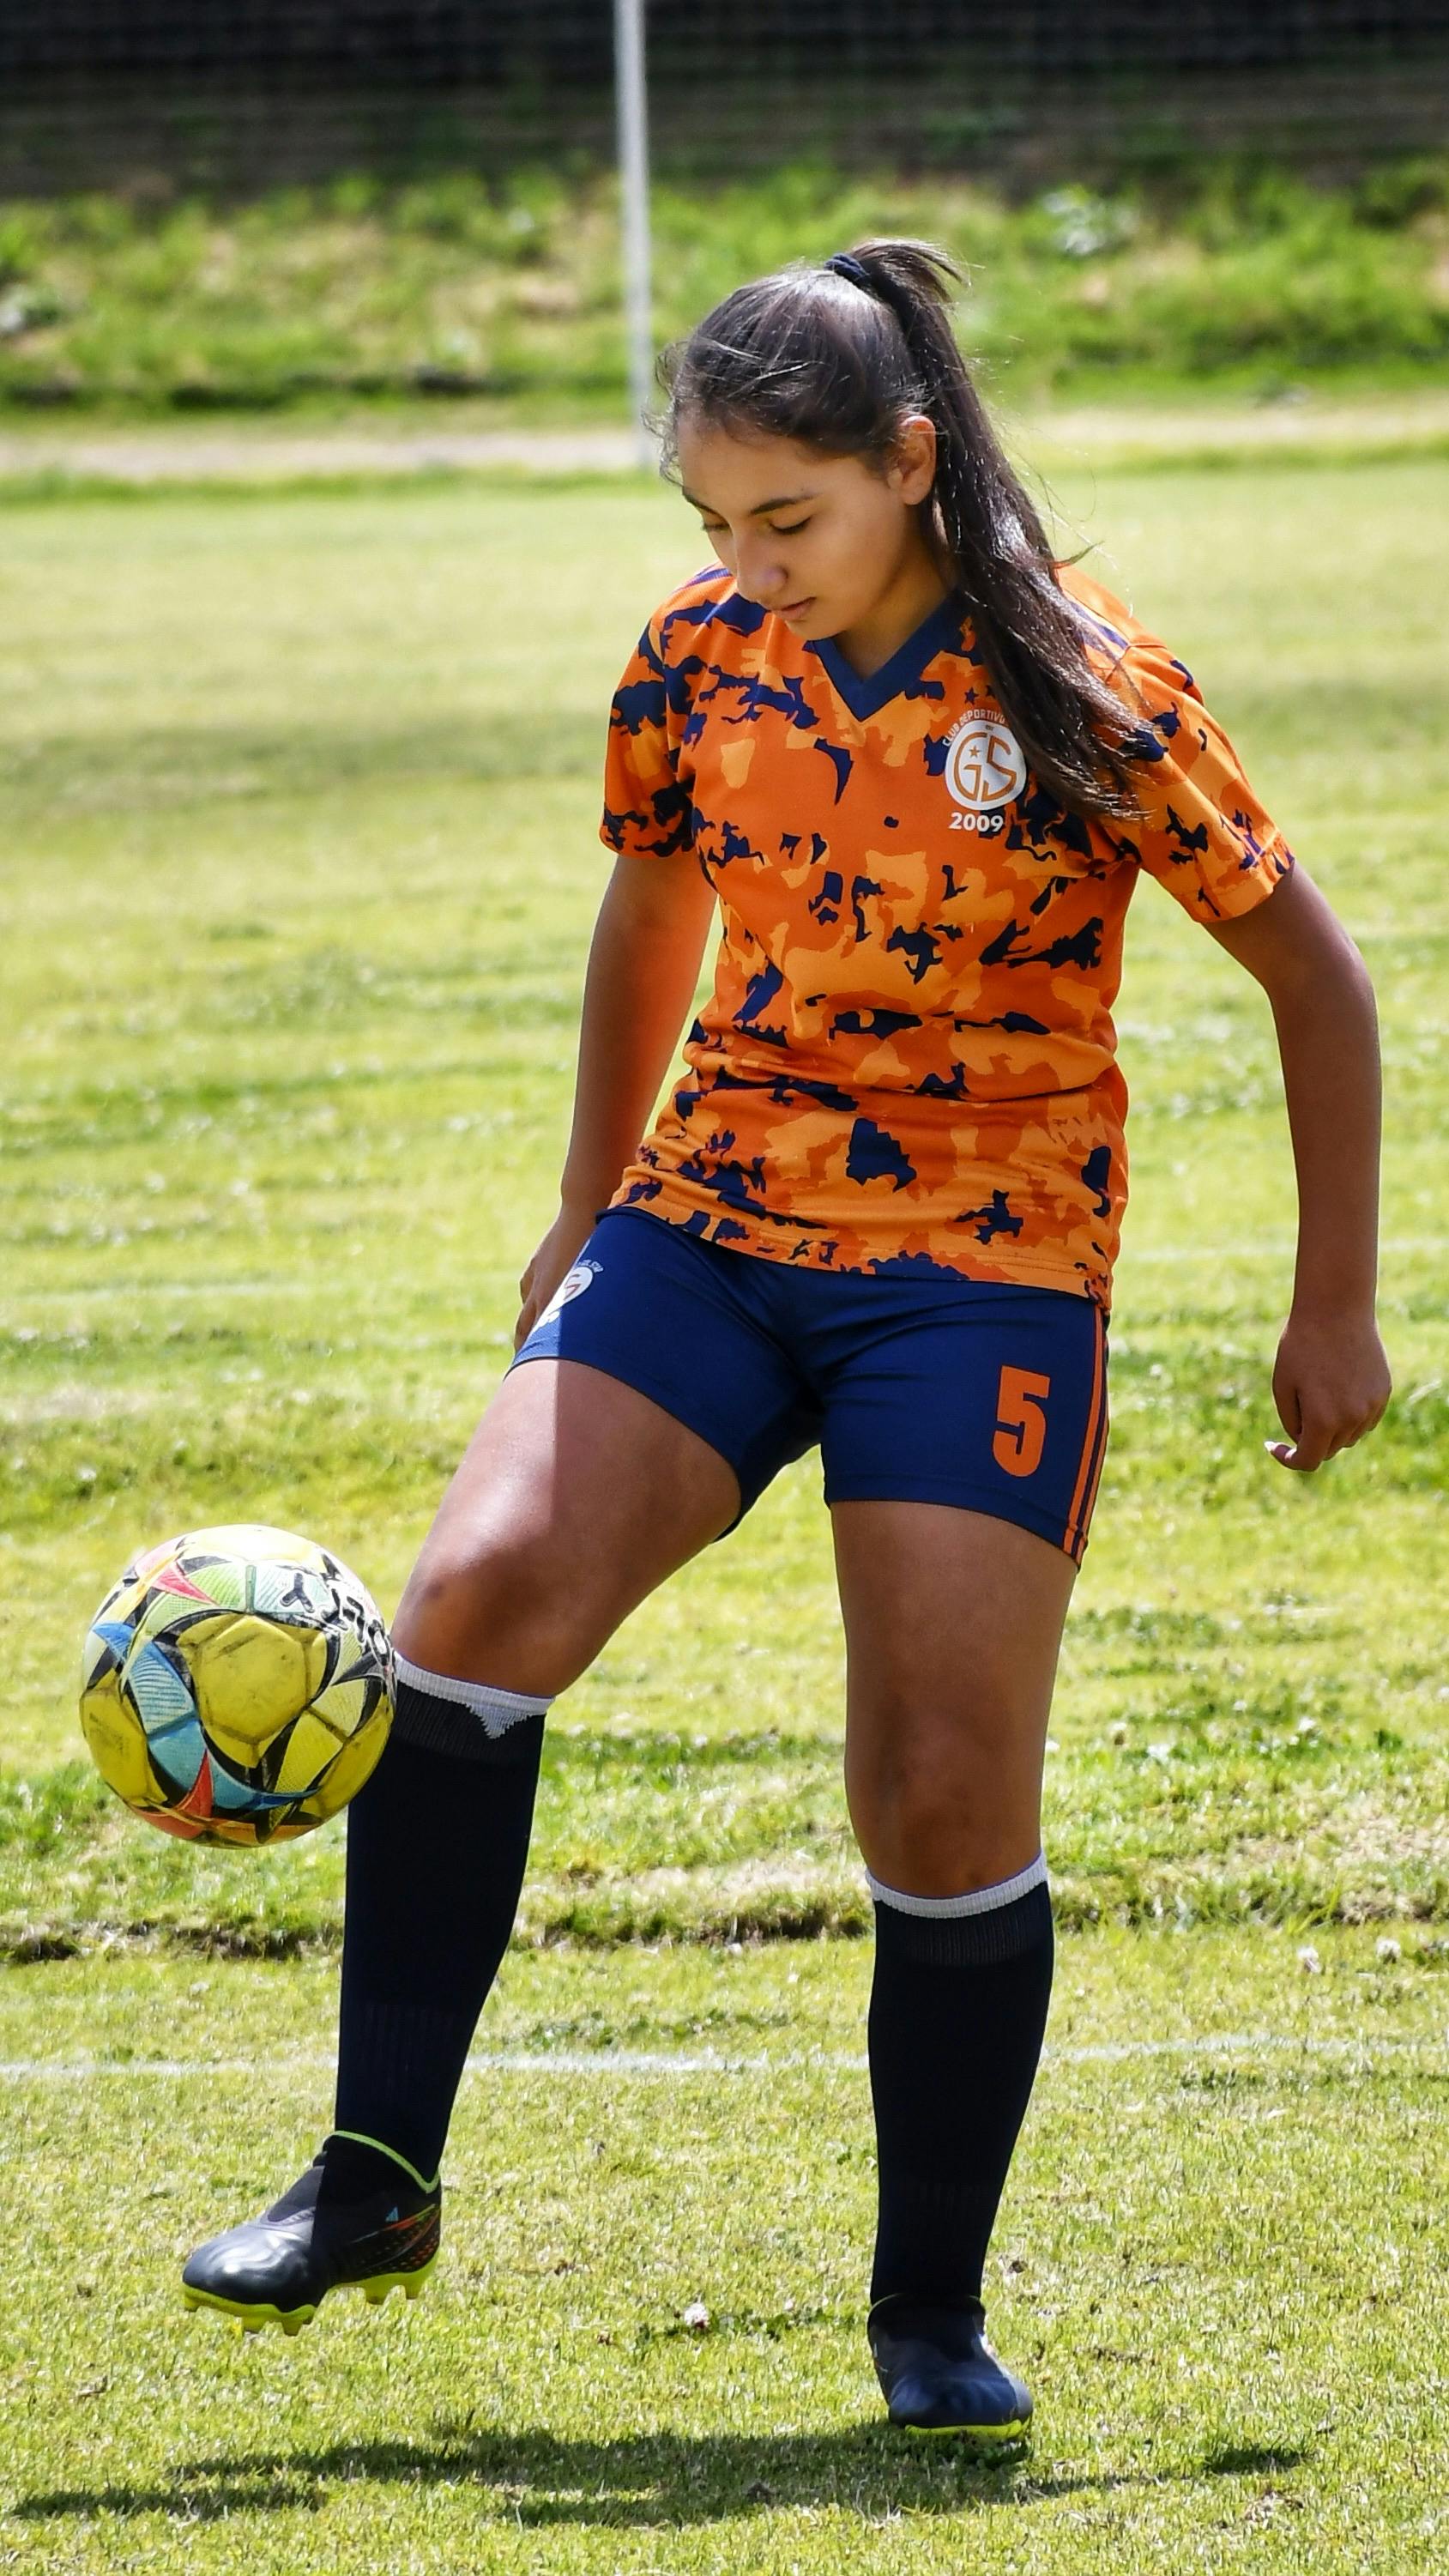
[181,2134,441,2335]
[868,2294,1032,2441]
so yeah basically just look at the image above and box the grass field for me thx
[3,157,1448,413]
[2,442,1446,2567]
[5,1934,1449,2572]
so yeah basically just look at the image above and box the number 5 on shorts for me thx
[993,1366,1051,1478]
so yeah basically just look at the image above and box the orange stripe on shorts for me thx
[1065,1306,1108,1563]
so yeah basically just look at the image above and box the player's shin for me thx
[866,1854,1054,2311]
[329,1657,552,2192]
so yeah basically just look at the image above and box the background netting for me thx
[3,3,1446,193]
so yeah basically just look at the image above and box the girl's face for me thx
[676,417,940,647]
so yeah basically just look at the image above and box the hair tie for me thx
[823,251,873,293]
[823,251,917,343]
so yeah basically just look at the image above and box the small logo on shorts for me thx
[538,1259,601,1328]
[943,714,1027,836]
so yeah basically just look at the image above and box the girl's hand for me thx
[514,1201,599,1352]
[1266,1307,1392,1472]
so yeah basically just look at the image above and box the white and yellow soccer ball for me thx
[80,1525,394,1845]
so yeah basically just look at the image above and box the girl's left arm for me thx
[1207,865,1392,1472]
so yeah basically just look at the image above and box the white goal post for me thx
[614,0,655,468]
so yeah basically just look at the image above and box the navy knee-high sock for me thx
[329,1660,550,2189]
[867,1855,1054,2314]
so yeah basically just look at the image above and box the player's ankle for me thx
[318,2130,438,2204]
[869,2291,987,2347]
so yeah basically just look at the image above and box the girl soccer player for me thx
[184,242,1390,2437]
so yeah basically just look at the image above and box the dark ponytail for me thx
[660,239,1138,823]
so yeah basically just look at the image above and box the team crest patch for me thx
[537,1259,602,1327]
[943,713,1027,834]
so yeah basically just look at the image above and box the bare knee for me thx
[848,1730,1041,1897]
[393,1518,613,1696]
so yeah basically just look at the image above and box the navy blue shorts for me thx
[511,1210,1109,1562]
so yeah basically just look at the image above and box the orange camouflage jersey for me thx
[600,562,1292,1309]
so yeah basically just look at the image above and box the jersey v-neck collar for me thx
[806,591,967,722]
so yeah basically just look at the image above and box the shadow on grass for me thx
[12,2428,1315,2528]
[1201,2444,1313,2477]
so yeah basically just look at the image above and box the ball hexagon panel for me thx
[179,1612,328,1763]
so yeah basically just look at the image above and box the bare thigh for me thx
[392,1358,740,1694]
[833,1501,1077,1897]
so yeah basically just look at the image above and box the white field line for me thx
[3,391,1449,487]
[0,2031,1443,2082]
[0,425,644,486]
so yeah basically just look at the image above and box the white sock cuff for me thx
[394,1651,553,1739]
[866,1850,1048,1919]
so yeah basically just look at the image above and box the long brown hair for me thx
[660,239,1138,821]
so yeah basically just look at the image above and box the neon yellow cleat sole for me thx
[901,2414,1030,2445]
[182,2252,438,2336]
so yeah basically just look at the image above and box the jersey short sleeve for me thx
[1111,632,1294,921]
[600,611,695,862]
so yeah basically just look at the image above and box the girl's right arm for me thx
[515,851,718,1345]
